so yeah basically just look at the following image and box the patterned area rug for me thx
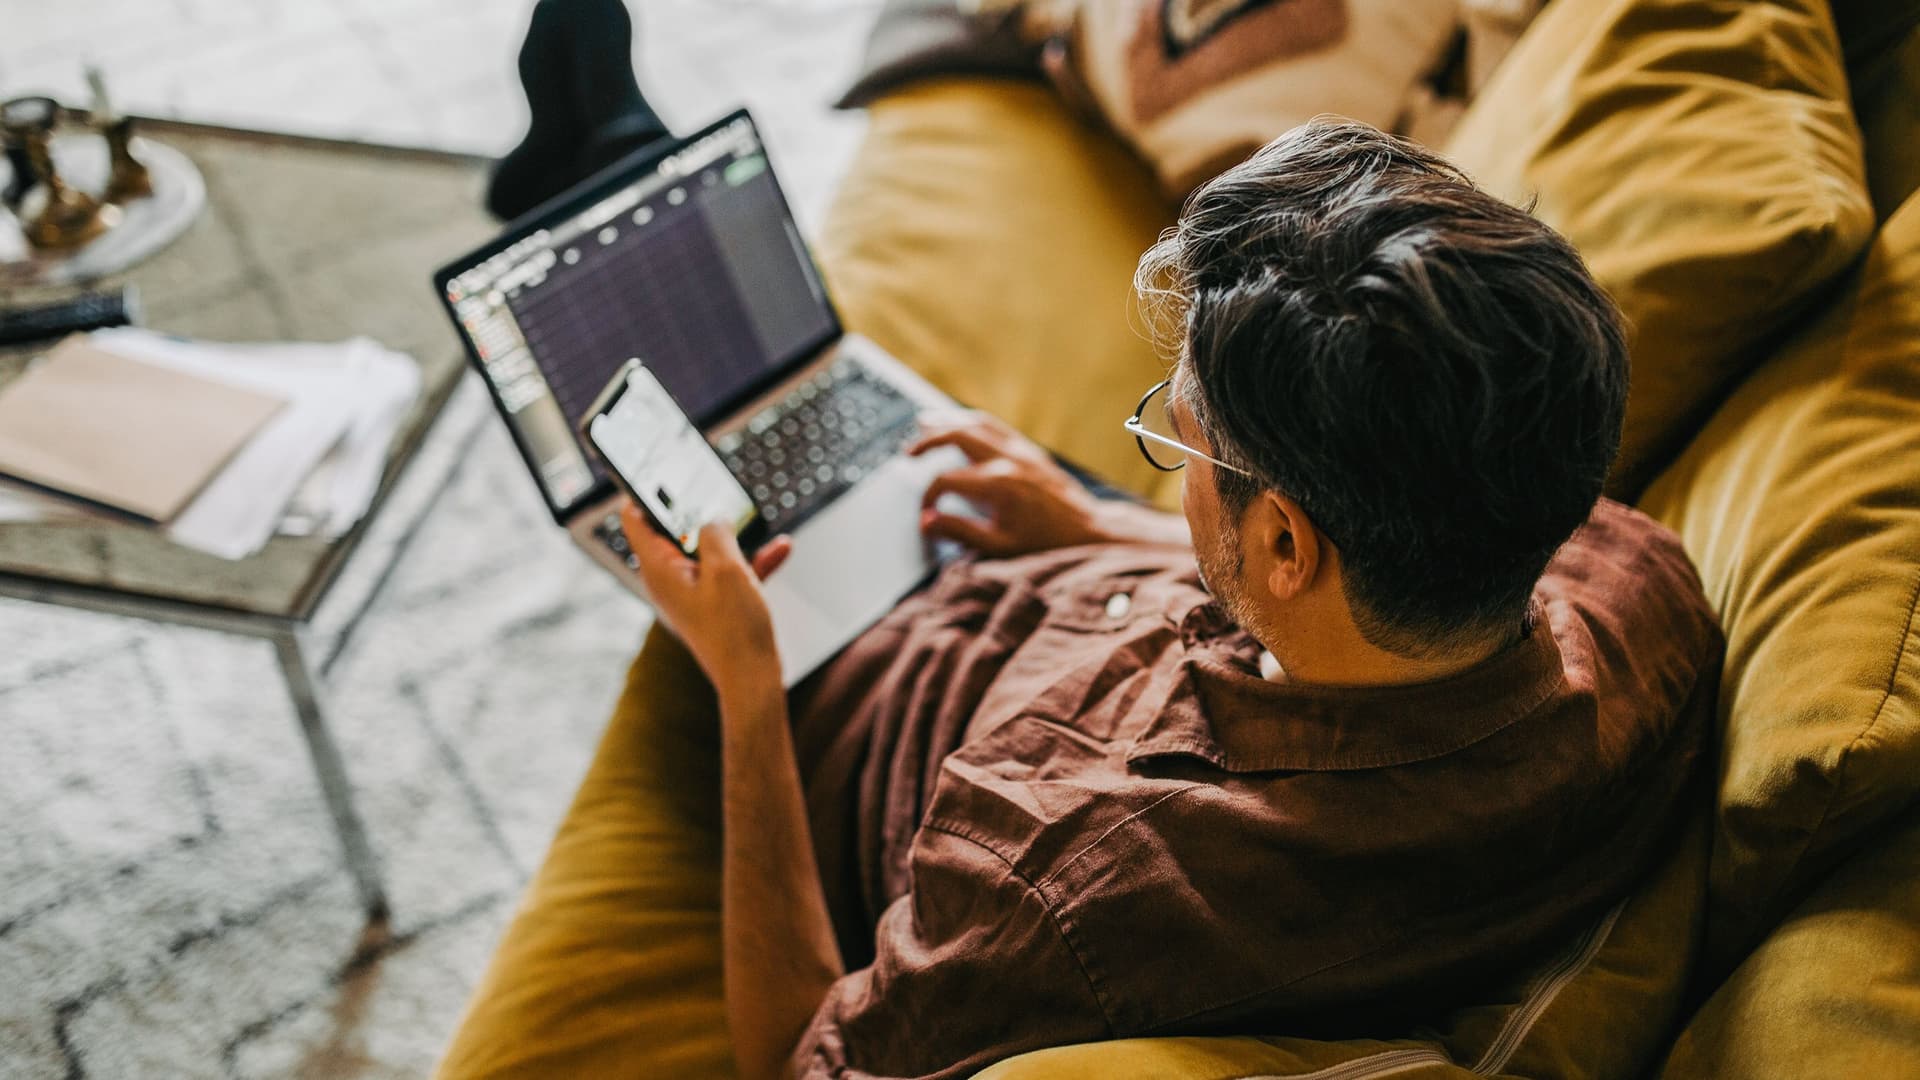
[0,384,651,1078]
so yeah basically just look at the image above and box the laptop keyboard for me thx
[718,358,919,534]
[593,358,919,562]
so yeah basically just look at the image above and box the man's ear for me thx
[1249,490,1321,601]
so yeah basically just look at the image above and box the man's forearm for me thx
[715,667,844,1080]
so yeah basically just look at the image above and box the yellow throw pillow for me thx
[1639,193,1920,972]
[816,78,1183,507]
[1445,0,1873,498]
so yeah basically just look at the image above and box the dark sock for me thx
[487,0,588,219]
[486,0,670,220]
[556,0,662,139]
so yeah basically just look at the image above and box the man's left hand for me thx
[622,504,792,691]
[907,411,1115,558]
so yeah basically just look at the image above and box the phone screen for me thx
[588,364,757,555]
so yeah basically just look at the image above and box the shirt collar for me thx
[1127,601,1565,773]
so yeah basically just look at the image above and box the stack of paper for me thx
[0,329,420,559]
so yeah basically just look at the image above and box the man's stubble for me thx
[1195,516,1285,654]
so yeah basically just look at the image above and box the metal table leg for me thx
[272,625,390,922]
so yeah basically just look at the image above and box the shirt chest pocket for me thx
[972,577,1191,736]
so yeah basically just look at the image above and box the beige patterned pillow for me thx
[1026,0,1463,195]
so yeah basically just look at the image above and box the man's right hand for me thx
[907,411,1188,557]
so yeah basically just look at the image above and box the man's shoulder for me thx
[1554,498,1693,576]
[1536,498,1723,781]
[1543,499,1720,652]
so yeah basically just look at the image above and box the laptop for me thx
[433,108,966,686]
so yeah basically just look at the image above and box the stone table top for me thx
[0,121,496,620]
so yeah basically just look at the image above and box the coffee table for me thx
[0,119,497,922]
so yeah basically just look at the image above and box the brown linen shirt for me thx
[788,499,1720,1079]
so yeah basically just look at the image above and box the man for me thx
[623,120,1720,1080]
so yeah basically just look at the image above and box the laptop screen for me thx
[437,110,839,519]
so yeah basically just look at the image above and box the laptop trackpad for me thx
[762,446,964,686]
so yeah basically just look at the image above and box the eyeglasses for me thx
[1124,378,1255,476]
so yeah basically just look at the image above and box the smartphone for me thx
[582,358,767,557]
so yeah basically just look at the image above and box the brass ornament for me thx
[0,70,157,255]
[90,67,152,204]
[103,116,153,203]
[20,125,111,250]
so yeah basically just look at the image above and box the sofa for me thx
[436,0,1920,1075]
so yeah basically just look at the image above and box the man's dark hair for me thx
[1137,119,1629,657]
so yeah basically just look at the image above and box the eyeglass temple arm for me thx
[1123,417,1253,478]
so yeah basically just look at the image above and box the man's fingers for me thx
[623,503,695,584]
[919,465,1008,510]
[619,502,660,552]
[912,408,984,433]
[696,520,750,572]
[976,410,1021,438]
[907,422,1005,464]
[751,535,793,580]
[920,508,1007,554]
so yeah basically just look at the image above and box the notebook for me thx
[0,335,287,522]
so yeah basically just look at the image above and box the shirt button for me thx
[1105,592,1132,620]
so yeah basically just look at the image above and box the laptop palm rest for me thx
[763,444,966,686]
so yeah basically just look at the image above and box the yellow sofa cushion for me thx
[1659,804,1920,1079]
[1639,193,1920,972]
[1830,0,1920,72]
[816,77,1183,508]
[1855,26,1920,220]
[1443,0,1873,498]
[435,630,737,1080]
